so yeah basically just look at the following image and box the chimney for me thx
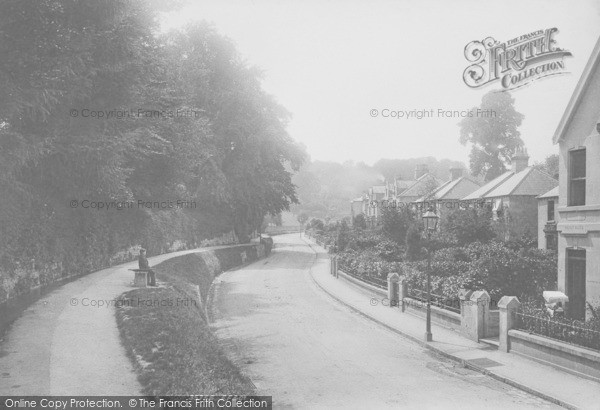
[414,164,429,180]
[511,147,529,173]
[449,167,463,181]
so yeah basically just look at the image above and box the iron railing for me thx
[513,310,600,352]
[337,263,387,290]
[408,287,461,314]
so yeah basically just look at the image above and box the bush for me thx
[405,224,423,261]
[375,240,403,262]
[381,206,414,244]
[442,207,495,245]
[353,213,367,230]
[338,239,557,305]
[308,218,325,232]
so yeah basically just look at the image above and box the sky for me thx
[161,0,600,167]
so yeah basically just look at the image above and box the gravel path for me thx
[0,248,211,395]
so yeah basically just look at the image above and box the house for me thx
[395,164,442,205]
[537,187,559,251]
[351,164,442,226]
[462,148,558,241]
[350,196,367,223]
[414,167,481,218]
[552,36,600,320]
[365,185,387,227]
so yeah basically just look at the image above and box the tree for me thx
[0,0,306,305]
[353,213,367,230]
[297,212,309,226]
[459,91,525,181]
[442,207,496,245]
[533,154,559,179]
[335,220,351,252]
[381,206,414,244]
[405,224,423,261]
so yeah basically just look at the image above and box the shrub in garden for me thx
[405,224,424,261]
[375,239,403,262]
[381,206,414,244]
[442,207,495,245]
[353,213,367,230]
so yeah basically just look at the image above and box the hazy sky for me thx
[161,0,600,167]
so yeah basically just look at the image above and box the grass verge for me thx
[115,249,257,395]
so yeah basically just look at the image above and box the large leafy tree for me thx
[459,92,524,181]
[0,0,305,293]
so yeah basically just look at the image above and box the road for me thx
[210,234,559,409]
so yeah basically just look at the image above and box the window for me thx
[566,248,586,320]
[568,149,586,206]
[547,200,555,222]
[492,198,503,220]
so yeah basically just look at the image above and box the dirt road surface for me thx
[211,234,559,409]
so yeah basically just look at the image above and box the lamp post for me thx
[422,207,439,342]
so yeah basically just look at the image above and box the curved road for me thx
[211,234,558,409]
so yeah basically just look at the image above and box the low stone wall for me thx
[152,243,267,314]
[336,269,461,330]
[0,242,266,335]
[337,269,386,297]
[508,329,600,382]
[402,297,462,330]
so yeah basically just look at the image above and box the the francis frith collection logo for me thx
[463,28,572,90]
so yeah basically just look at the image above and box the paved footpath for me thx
[211,233,565,409]
[304,236,600,410]
[0,246,237,395]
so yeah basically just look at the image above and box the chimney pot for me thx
[414,164,429,180]
[511,147,530,173]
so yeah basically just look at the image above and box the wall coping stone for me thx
[509,329,600,363]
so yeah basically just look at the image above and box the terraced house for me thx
[462,148,558,241]
[553,37,600,320]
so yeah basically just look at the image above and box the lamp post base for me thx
[425,332,433,342]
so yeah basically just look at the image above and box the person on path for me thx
[138,249,156,286]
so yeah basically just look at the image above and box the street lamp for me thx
[422,207,439,342]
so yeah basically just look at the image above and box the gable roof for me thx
[537,186,559,199]
[553,36,600,144]
[462,171,514,200]
[483,167,557,198]
[398,173,442,198]
[415,176,481,202]
[370,185,386,194]
[394,179,414,193]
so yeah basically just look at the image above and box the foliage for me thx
[0,2,305,302]
[338,239,557,304]
[442,207,496,245]
[381,206,414,244]
[533,154,559,180]
[297,212,309,225]
[374,240,403,262]
[405,225,424,261]
[518,301,600,351]
[291,157,464,220]
[308,218,325,232]
[335,220,351,252]
[353,213,367,230]
[459,91,525,181]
